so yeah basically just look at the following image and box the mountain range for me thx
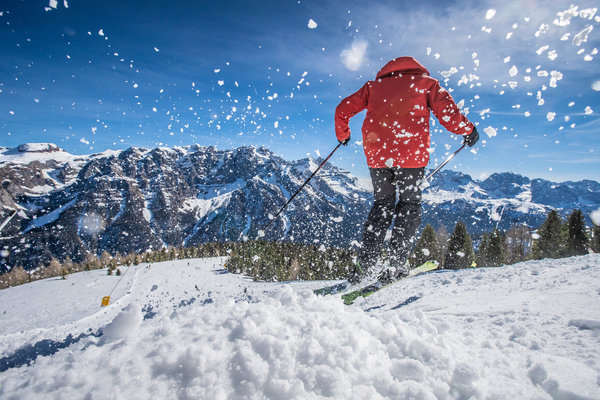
[1,143,599,270]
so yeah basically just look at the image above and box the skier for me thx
[335,56,479,284]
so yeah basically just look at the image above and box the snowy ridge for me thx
[0,255,598,398]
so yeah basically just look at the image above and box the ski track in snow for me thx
[0,255,599,399]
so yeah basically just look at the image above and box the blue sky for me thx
[1,0,599,183]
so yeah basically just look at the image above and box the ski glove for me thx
[339,137,351,146]
[464,127,479,147]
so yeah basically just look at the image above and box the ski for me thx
[341,261,439,305]
[313,280,355,296]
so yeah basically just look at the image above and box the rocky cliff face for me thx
[1,143,599,271]
[0,144,369,270]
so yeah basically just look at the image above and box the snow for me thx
[485,9,496,20]
[591,207,600,225]
[341,39,368,71]
[23,198,77,233]
[307,19,317,29]
[483,126,497,138]
[572,25,594,46]
[1,255,599,399]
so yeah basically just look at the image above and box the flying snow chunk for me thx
[418,179,431,190]
[80,213,104,236]
[549,71,563,87]
[102,303,142,344]
[509,65,518,77]
[591,208,600,226]
[573,25,594,46]
[547,112,556,121]
[485,9,496,20]
[592,81,600,91]
[98,29,104,36]
[307,19,317,29]
[584,106,593,115]
[483,126,497,138]
[535,24,550,37]
[341,39,368,71]
[154,47,160,52]
[554,5,579,26]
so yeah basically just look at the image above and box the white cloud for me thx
[341,39,368,71]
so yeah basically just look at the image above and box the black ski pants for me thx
[358,167,424,272]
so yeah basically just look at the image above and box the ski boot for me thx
[377,263,410,285]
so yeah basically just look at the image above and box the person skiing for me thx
[335,56,479,284]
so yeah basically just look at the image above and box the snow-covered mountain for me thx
[0,143,369,270]
[423,169,600,233]
[1,143,599,270]
[0,254,599,398]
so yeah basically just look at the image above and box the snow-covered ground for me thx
[0,254,599,399]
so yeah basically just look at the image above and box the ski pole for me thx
[424,141,467,182]
[259,142,342,237]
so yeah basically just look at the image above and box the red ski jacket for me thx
[335,57,474,169]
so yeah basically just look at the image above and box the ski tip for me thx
[341,291,360,305]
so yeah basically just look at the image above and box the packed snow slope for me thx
[1,254,599,399]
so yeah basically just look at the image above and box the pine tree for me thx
[531,210,566,260]
[486,228,505,267]
[44,258,63,279]
[565,209,590,256]
[436,225,450,266]
[410,224,441,268]
[477,233,490,267]
[591,226,600,253]
[99,251,112,267]
[444,222,475,269]
[504,225,531,264]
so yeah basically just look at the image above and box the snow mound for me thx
[101,303,143,343]
[0,256,599,399]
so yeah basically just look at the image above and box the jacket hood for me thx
[375,57,430,79]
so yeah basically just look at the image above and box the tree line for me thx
[411,209,599,270]
[0,242,233,289]
[225,241,354,281]
[1,208,598,289]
